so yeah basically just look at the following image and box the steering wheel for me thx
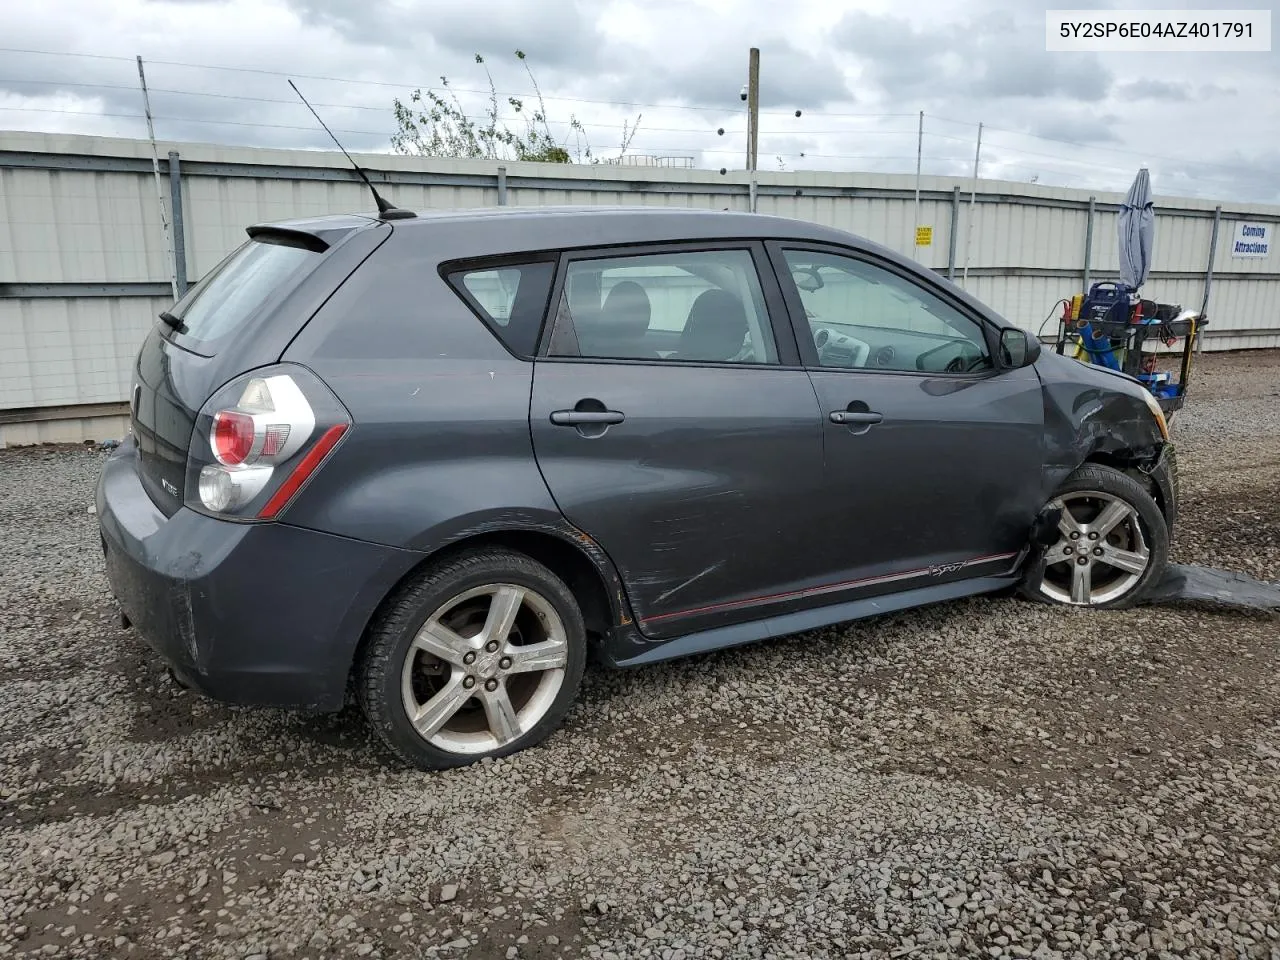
[945,353,989,373]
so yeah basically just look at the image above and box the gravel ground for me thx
[1,350,1278,960]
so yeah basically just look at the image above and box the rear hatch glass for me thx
[163,234,322,354]
[132,234,324,515]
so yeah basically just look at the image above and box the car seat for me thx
[579,280,653,358]
[677,289,749,362]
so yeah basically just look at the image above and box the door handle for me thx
[550,410,625,426]
[830,410,883,425]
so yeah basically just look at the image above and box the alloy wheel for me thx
[400,583,569,754]
[1039,491,1152,606]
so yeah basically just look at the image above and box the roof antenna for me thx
[288,79,415,221]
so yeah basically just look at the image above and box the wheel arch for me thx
[1080,447,1171,524]
[345,524,633,699]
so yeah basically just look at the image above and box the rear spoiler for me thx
[245,225,333,254]
[246,215,380,254]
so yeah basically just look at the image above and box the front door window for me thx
[783,250,993,375]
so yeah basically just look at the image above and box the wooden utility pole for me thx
[746,47,760,172]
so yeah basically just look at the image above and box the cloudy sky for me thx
[1,0,1277,203]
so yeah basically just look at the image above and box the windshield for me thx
[167,236,320,348]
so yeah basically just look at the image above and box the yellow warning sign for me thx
[915,225,933,247]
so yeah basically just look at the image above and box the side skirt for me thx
[604,574,1019,668]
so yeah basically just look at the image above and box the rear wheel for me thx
[1021,464,1168,609]
[358,549,586,769]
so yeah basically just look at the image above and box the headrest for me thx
[679,289,748,361]
[599,280,652,338]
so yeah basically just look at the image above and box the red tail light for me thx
[193,371,347,518]
[258,424,348,519]
[212,411,256,466]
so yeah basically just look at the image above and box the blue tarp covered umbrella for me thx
[1118,166,1155,290]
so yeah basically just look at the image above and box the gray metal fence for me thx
[2,130,1278,443]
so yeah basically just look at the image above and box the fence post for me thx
[167,151,188,297]
[496,166,508,206]
[137,56,177,300]
[911,110,923,259]
[961,122,982,285]
[1198,205,1221,353]
[947,186,960,280]
[1082,196,1096,291]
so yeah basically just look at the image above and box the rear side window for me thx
[170,236,319,346]
[546,248,778,364]
[446,261,555,357]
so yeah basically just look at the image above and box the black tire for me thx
[358,548,587,770]
[1019,463,1169,610]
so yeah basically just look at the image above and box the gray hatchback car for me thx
[98,205,1177,769]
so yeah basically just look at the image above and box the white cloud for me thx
[0,0,1276,202]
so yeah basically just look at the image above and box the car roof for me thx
[395,205,807,230]
[256,204,873,251]
[248,204,1012,327]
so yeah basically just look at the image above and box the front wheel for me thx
[358,549,587,770]
[1021,463,1169,609]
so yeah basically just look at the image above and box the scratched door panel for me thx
[806,366,1046,586]
[529,360,826,638]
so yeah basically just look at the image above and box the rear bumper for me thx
[96,437,421,711]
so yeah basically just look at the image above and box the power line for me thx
[0,47,1269,190]
[0,108,1255,192]
[0,77,925,140]
[0,48,904,120]
[0,48,135,64]
[924,131,982,146]
[0,76,1033,149]
[6,75,1242,177]
[0,103,1247,186]
[0,104,1023,168]
[0,105,392,138]
[0,103,723,140]
[930,111,1270,179]
[862,109,1272,182]
[0,47,1264,175]
[0,107,143,120]
[926,121,1270,183]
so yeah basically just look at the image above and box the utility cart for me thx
[1054,280,1205,415]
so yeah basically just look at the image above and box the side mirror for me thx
[1000,328,1041,368]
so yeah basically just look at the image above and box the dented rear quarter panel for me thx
[278,221,638,629]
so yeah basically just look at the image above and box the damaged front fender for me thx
[1035,349,1174,525]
